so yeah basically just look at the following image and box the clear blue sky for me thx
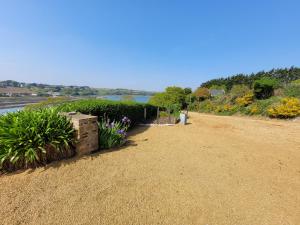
[0,0,300,91]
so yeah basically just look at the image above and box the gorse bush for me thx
[267,97,300,118]
[98,116,131,149]
[56,99,157,125]
[235,93,254,106]
[0,108,75,171]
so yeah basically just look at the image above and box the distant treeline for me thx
[0,80,155,96]
[200,67,300,90]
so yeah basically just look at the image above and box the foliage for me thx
[235,93,254,107]
[201,67,300,90]
[0,108,75,171]
[253,77,279,99]
[209,85,226,91]
[283,83,300,98]
[56,99,156,125]
[267,98,300,118]
[291,79,300,85]
[183,87,192,95]
[98,116,131,149]
[230,85,251,100]
[194,87,210,101]
[149,86,186,109]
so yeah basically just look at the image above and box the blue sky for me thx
[0,0,300,91]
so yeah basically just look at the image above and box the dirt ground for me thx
[1,112,300,225]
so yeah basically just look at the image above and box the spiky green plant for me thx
[0,108,75,171]
[98,116,130,149]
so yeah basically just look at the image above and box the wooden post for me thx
[168,108,171,124]
[157,107,160,124]
[144,107,147,121]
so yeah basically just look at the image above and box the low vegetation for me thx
[98,116,131,149]
[188,70,300,119]
[0,108,75,171]
[0,99,157,172]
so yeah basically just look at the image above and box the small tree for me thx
[194,87,210,101]
[253,78,279,99]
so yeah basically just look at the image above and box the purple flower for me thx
[117,129,126,136]
[122,116,131,124]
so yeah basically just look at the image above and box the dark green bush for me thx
[0,108,75,172]
[254,77,279,99]
[56,99,157,125]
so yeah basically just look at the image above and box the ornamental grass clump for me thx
[98,116,131,149]
[267,97,300,118]
[0,108,75,172]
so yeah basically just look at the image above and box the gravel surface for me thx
[1,112,300,225]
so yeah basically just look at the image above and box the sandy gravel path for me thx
[1,112,300,225]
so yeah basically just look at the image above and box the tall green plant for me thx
[0,108,75,171]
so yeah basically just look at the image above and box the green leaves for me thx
[56,99,157,124]
[0,108,75,171]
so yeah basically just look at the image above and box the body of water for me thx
[0,107,23,115]
[0,95,151,115]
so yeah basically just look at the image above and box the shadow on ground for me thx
[0,125,151,176]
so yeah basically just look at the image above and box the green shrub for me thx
[284,83,300,98]
[56,99,156,125]
[0,108,75,171]
[253,77,279,99]
[98,116,131,149]
[230,85,251,100]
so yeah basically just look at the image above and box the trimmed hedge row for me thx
[56,99,157,125]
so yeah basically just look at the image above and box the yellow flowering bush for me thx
[235,93,254,107]
[214,104,235,113]
[249,105,259,114]
[267,97,300,118]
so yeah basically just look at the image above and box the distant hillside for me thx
[200,67,300,90]
[0,80,155,97]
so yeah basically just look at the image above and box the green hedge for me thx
[56,99,157,125]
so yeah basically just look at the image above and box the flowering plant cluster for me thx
[99,116,131,149]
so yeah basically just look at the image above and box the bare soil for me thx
[1,112,300,225]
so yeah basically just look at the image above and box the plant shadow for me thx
[0,125,151,176]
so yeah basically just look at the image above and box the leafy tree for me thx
[200,67,300,90]
[253,77,279,99]
[194,87,210,101]
[183,87,192,95]
[149,86,186,109]
[209,85,226,91]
